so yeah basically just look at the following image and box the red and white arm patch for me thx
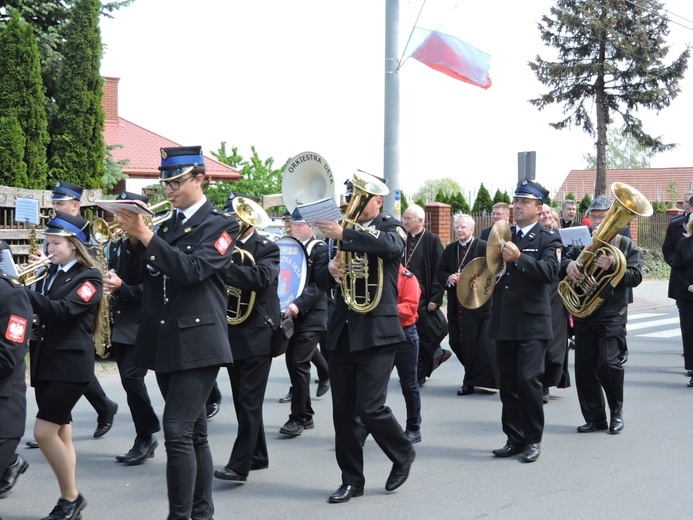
[77,281,97,302]
[215,231,233,255]
[6,315,27,343]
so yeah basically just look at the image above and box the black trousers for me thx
[226,355,272,475]
[574,320,625,422]
[156,366,219,520]
[112,342,160,439]
[287,331,320,423]
[83,374,113,418]
[0,438,19,477]
[496,339,547,446]
[678,300,693,371]
[330,328,412,487]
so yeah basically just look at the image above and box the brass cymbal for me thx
[456,257,496,309]
[486,220,511,274]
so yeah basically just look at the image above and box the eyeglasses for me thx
[159,175,195,191]
[402,216,421,222]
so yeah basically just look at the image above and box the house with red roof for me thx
[102,77,241,195]
[555,168,693,206]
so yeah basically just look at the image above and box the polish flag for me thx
[407,27,492,89]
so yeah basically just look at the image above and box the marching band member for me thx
[0,242,33,499]
[117,146,238,520]
[26,212,103,520]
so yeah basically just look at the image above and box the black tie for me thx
[174,211,185,231]
[517,230,524,239]
[47,268,66,294]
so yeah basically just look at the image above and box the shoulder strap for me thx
[255,305,278,330]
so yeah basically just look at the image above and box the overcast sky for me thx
[100,0,693,201]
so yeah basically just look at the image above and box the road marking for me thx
[629,313,665,321]
[628,318,679,331]
[638,329,682,338]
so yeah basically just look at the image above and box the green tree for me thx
[450,192,470,214]
[49,0,105,189]
[210,142,283,199]
[414,198,426,208]
[529,0,689,197]
[102,143,128,190]
[400,191,409,213]
[412,177,462,205]
[0,1,134,119]
[0,116,28,188]
[492,189,511,204]
[472,183,493,214]
[583,125,656,169]
[667,180,679,209]
[0,10,49,189]
[566,192,576,201]
[578,193,592,213]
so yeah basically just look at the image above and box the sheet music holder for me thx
[0,248,19,278]
[296,198,343,228]
[557,226,593,248]
[94,199,154,217]
[15,198,40,225]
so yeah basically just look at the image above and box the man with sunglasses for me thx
[117,146,239,520]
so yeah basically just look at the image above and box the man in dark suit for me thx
[105,191,161,465]
[279,209,328,437]
[479,202,510,241]
[490,178,561,463]
[117,146,238,520]
[214,199,279,483]
[560,195,642,435]
[663,192,693,300]
[315,172,415,504]
[0,243,33,499]
[401,204,447,386]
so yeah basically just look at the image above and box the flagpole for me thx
[383,0,400,217]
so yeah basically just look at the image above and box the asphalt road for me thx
[1,294,688,520]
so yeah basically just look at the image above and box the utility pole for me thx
[383,0,400,217]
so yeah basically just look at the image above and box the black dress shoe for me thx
[522,443,541,463]
[304,417,315,429]
[206,401,221,419]
[609,412,624,434]
[317,379,330,397]
[617,349,628,366]
[25,439,39,449]
[94,402,118,438]
[328,484,364,503]
[123,437,158,466]
[686,369,693,377]
[405,429,421,444]
[457,385,474,396]
[279,419,304,437]
[492,444,524,457]
[41,493,86,520]
[0,454,29,498]
[688,376,693,387]
[576,421,608,433]
[214,467,247,482]
[278,388,293,403]
[542,387,550,404]
[385,449,415,491]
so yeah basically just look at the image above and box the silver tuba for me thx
[281,151,336,213]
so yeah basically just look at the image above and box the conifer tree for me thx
[49,0,105,188]
[0,11,49,189]
[0,116,29,188]
[529,0,689,196]
[472,183,493,214]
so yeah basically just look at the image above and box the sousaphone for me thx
[281,151,336,212]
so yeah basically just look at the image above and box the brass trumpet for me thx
[17,254,54,286]
[91,200,174,244]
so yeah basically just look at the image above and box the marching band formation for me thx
[0,145,670,520]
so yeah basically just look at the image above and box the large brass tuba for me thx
[226,197,271,325]
[338,171,389,314]
[558,182,653,318]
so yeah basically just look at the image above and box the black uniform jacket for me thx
[28,263,102,385]
[226,230,281,360]
[407,230,444,306]
[120,199,238,373]
[291,237,328,334]
[671,236,693,302]
[560,234,642,323]
[489,222,561,341]
[315,213,406,351]
[664,214,688,299]
[0,273,33,438]
[109,240,143,346]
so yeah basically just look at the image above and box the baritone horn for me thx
[557,182,652,318]
[338,170,389,314]
[226,197,271,325]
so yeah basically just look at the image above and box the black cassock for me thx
[438,237,498,389]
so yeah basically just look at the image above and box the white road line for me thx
[638,329,681,338]
[629,313,665,321]
[627,318,680,331]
